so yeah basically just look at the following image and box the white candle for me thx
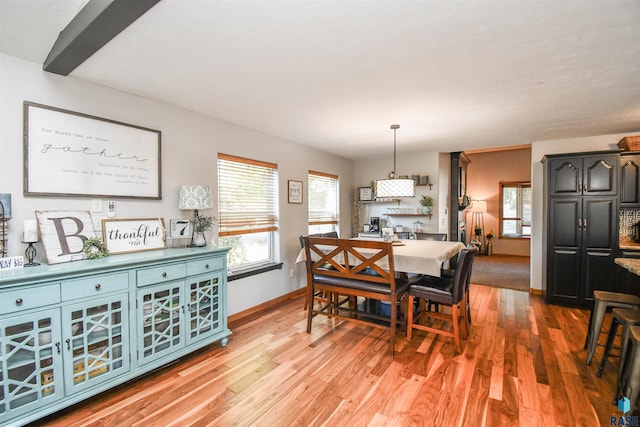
[23,220,38,242]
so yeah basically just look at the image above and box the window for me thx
[500,182,531,238]
[217,153,278,271]
[308,170,339,234]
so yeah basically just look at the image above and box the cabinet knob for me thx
[95,283,101,290]
[162,272,167,278]
[205,264,209,269]
[15,298,23,305]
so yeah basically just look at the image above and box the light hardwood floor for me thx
[32,284,631,426]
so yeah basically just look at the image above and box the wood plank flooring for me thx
[32,285,633,426]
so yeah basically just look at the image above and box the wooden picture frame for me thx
[359,187,373,201]
[288,180,303,204]
[24,101,162,199]
[102,218,166,254]
[36,210,98,264]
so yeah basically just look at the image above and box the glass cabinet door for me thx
[137,281,184,365]
[0,309,63,423]
[61,294,129,394]
[186,272,223,345]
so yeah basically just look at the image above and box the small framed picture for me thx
[170,219,191,238]
[288,180,303,204]
[359,187,373,201]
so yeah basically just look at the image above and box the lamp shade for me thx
[178,185,213,210]
[375,178,415,198]
[470,200,487,213]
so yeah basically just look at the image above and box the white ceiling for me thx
[2,0,640,160]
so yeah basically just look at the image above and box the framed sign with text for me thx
[102,218,166,254]
[24,102,162,199]
[36,210,98,264]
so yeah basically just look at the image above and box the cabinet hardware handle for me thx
[15,298,23,305]
[578,219,582,230]
[55,342,61,354]
[205,264,209,269]
[95,283,101,290]
[66,338,71,350]
[583,219,587,229]
[162,272,167,278]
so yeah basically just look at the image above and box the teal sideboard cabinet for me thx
[0,247,230,427]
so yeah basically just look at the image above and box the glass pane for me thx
[308,224,336,235]
[502,219,519,235]
[502,187,518,217]
[522,187,532,223]
[220,232,271,269]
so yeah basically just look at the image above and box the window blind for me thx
[217,153,278,236]
[308,170,339,225]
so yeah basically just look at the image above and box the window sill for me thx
[227,262,283,282]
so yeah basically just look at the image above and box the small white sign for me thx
[0,256,24,270]
[102,218,166,254]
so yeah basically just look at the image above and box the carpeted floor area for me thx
[470,254,530,291]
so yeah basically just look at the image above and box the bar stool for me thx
[584,291,640,366]
[614,325,640,413]
[597,308,640,377]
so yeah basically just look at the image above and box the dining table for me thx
[296,237,466,277]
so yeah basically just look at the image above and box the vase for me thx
[421,206,432,214]
[192,232,206,247]
[487,241,493,256]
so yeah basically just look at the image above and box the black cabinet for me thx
[620,153,640,207]
[548,153,618,196]
[544,151,619,307]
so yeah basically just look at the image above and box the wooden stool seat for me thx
[584,291,640,366]
[597,308,640,377]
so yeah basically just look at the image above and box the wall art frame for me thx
[24,101,162,199]
[288,180,303,204]
[102,218,166,255]
[35,210,98,264]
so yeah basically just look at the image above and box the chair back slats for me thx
[304,237,396,286]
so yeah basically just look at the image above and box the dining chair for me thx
[405,247,478,353]
[414,232,447,241]
[299,232,339,310]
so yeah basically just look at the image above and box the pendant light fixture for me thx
[375,124,415,198]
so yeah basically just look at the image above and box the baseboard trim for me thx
[228,288,306,325]
[529,288,543,296]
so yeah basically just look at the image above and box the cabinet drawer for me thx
[61,272,128,301]
[0,284,61,314]
[187,257,224,276]
[137,263,186,287]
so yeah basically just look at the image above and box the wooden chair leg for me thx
[390,297,397,357]
[406,295,415,341]
[452,304,461,353]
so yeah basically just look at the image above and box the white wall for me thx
[353,150,443,234]
[530,133,633,291]
[0,53,354,315]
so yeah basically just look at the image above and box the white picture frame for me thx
[288,180,303,204]
[359,187,373,201]
[102,218,166,254]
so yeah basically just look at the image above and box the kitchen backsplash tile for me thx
[620,208,640,236]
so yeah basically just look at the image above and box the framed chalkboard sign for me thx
[24,102,162,199]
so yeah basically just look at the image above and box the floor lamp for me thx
[469,200,487,251]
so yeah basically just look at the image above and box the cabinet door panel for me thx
[583,250,615,303]
[549,198,580,248]
[186,272,223,345]
[583,198,617,249]
[583,155,617,195]
[61,295,130,394]
[137,281,184,365]
[549,158,581,195]
[548,248,580,304]
[0,309,63,424]
[620,156,640,206]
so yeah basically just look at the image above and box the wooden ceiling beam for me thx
[43,0,161,75]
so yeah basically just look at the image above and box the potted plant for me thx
[486,231,494,256]
[191,214,214,247]
[419,195,433,214]
[474,225,482,236]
